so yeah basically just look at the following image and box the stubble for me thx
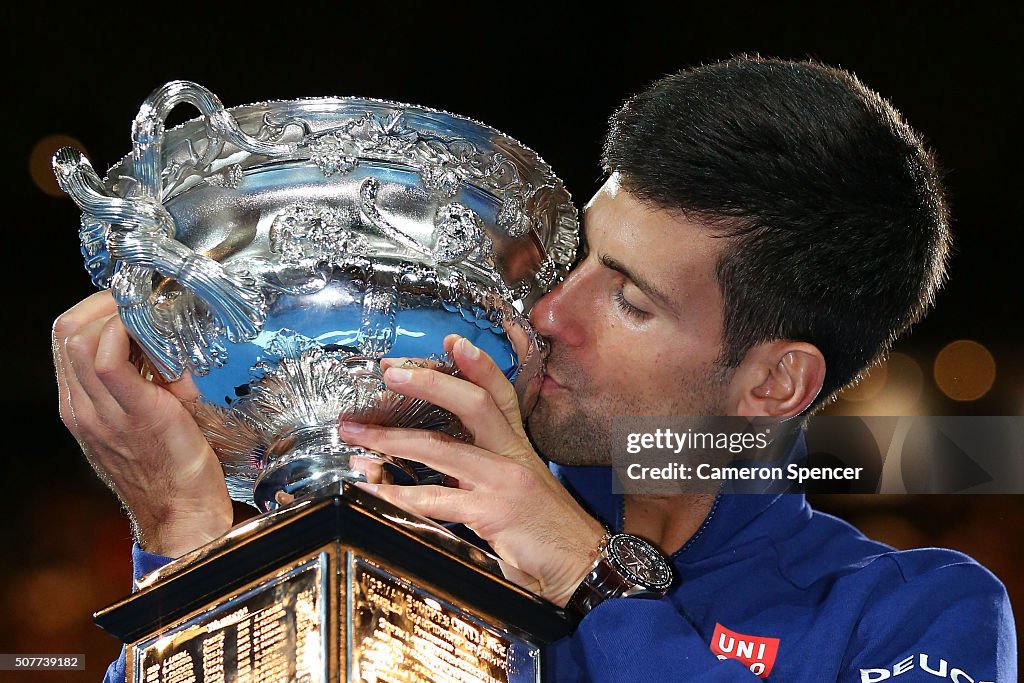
[525,352,731,466]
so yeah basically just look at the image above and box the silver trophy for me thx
[53,80,578,513]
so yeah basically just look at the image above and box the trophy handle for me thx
[129,80,296,200]
[53,147,263,379]
[50,80,289,380]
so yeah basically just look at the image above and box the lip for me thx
[540,372,567,394]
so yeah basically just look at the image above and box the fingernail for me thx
[354,481,379,493]
[385,367,412,383]
[460,337,480,359]
[340,421,365,433]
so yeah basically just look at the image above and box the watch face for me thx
[608,535,674,591]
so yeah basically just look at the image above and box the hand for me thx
[339,334,607,607]
[52,291,233,557]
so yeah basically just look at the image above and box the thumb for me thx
[162,372,202,404]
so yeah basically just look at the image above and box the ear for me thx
[727,341,826,418]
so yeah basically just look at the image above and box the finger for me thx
[339,422,497,488]
[379,356,450,371]
[142,350,202,404]
[54,326,79,435]
[64,314,129,418]
[379,357,405,371]
[354,482,475,524]
[55,342,99,440]
[449,336,524,432]
[93,315,194,416]
[93,315,147,412]
[52,292,118,347]
[53,292,118,428]
[381,364,523,455]
[349,454,391,485]
[160,372,202,405]
[58,323,110,449]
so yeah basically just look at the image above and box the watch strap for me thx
[566,553,631,619]
[565,532,672,622]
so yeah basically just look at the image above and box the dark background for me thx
[3,5,1021,681]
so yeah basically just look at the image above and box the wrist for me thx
[548,524,610,607]
[134,504,233,558]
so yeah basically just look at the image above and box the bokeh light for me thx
[29,134,87,197]
[5,567,94,635]
[834,352,925,416]
[840,362,888,402]
[933,340,996,401]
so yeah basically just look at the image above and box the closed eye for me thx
[614,286,651,321]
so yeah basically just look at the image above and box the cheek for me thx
[615,336,718,390]
[598,349,669,392]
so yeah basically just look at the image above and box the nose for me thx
[530,268,587,347]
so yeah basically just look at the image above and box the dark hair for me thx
[602,55,951,410]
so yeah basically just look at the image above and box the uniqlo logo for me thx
[710,622,780,678]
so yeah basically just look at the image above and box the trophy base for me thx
[253,424,419,512]
[253,449,367,512]
[97,482,570,682]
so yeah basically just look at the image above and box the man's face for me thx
[526,173,732,466]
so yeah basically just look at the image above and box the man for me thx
[54,56,1014,681]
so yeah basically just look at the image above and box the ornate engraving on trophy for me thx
[133,555,327,683]
[349,556,539,683]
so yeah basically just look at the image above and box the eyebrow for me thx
[599,254,679,317]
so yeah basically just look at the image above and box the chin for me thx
[526,406,614,467]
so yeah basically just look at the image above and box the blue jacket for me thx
[543,458,1016,681]
[106,442,1016,682]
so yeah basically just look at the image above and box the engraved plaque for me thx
[102,488,568,683]
[349,556,539,683]
[133,555,328,683]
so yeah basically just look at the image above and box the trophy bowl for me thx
[53,81,578,512]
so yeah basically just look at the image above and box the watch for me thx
[565,532,675,621]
